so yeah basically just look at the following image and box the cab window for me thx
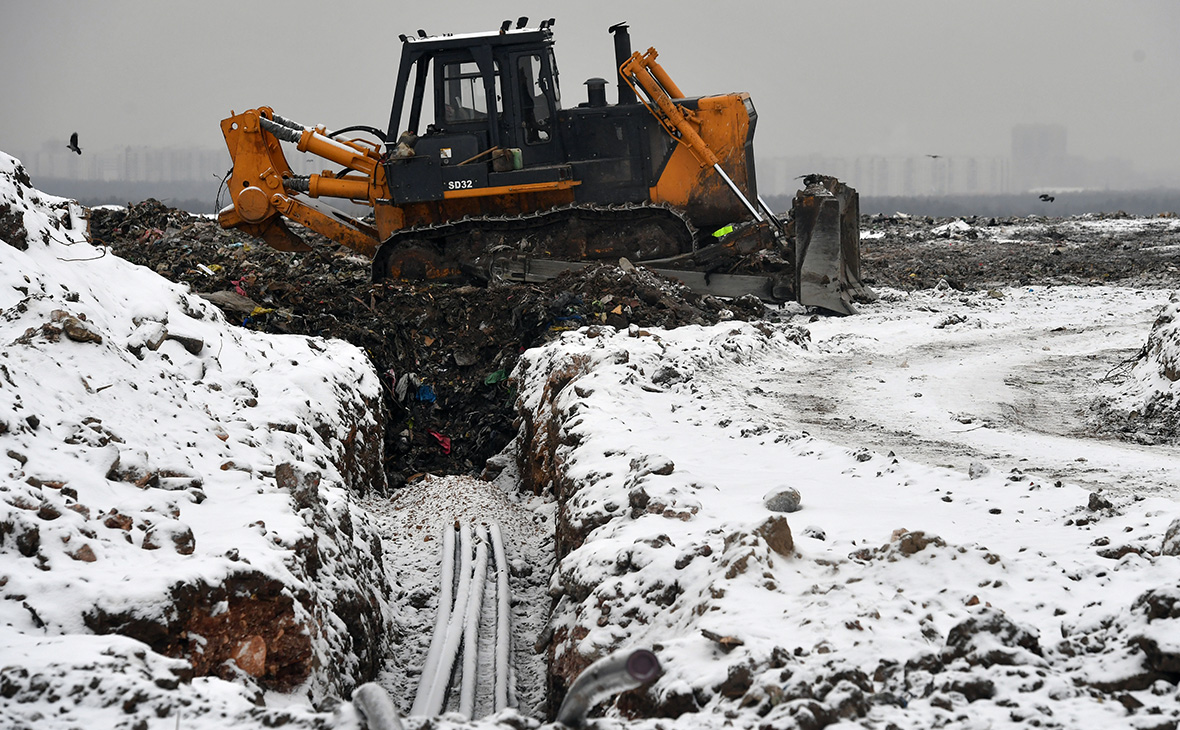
[442,61,500,123]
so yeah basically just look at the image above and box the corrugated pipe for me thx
[351,682,404,730]
[410,523,457,716]
[555,649,662,728]
[490,523,512,712]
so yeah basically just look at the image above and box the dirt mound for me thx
[92,201,767,485]
[859,213,1180,291]
[92,203,1180,470]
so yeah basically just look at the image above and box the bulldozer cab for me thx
[386,25,565,184]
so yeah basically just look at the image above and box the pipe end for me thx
[626,649,661,683]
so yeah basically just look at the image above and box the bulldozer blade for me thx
[792,178,872,315]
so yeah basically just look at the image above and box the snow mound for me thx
[512,318,1180,729]
[0,152,392,728]
[1100,292,1180,443]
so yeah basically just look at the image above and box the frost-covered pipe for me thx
[459,526,489,718]
[490,522,511,712]
[555,649,662,728]
[422,522,474,716]
[411,523,456,716]
[352,682,404,730]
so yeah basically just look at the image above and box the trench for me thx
[359,473,556,721]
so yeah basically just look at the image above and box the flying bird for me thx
[67,132,82,155]
[1039,194,1055,203]
[926,154,942,159]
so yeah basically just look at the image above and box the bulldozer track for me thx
[371,202,700,284]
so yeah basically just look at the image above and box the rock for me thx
[755,515,794,556]
[1162,518,1180,556]
[968,462,989,479]
[802,525,826,541]
[943,607,1043,667]
[1088,491,1113,511]
[68,544,97,562]
[275,462,321,511]
[83,570,313,691]
[941,676,995,702]
[166,333,204,355]
[1128,587,1180,679]
[231,635,268,677]
[764,487,802,513]
[102,510,133,531]
[715,662,754,698]
[142,521,196,555]
[61,316,103,344]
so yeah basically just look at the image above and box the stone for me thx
[166,333,204,355]
[142,521,196,555]
[69,544,97,562]
[764,487,802,513]
[231,635,268,677]
[756,515,794,556]
[276,463,321,511]
[968,462,989,479]
[61,316,103,344]
[943,608,1042,667]
[1162,518,1180,556]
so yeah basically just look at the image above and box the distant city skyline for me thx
[9,121,1174,200]
[3,1,1179,187]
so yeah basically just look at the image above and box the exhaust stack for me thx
[609,22,637,105]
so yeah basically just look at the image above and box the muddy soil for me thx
[91,203,1180,482]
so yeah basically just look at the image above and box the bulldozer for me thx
[217,19,869,313]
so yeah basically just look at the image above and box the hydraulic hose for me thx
[271,113,306,131]
[555,649,662,728]
[259,115,301,144]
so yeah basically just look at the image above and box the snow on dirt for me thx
[736,284,1180,496]
[514,311,1180,730]
[3,149,1180,730]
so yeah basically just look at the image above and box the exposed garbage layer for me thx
[91,200,769,486]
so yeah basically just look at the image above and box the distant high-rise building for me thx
[1011,124,1068,191]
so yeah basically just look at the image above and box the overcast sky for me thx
[2,0,1178,173]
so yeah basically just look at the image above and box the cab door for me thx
[510,50,563,166]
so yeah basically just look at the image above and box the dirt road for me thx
[710,285,1180,496]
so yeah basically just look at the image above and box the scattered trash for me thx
[428,431,451,454]
[416,385,436,403]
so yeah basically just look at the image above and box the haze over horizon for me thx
[2,0,1178,189]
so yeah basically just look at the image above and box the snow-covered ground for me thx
[3,150,1179,729]
[511,293,1180,729]
[0,152,396,728]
